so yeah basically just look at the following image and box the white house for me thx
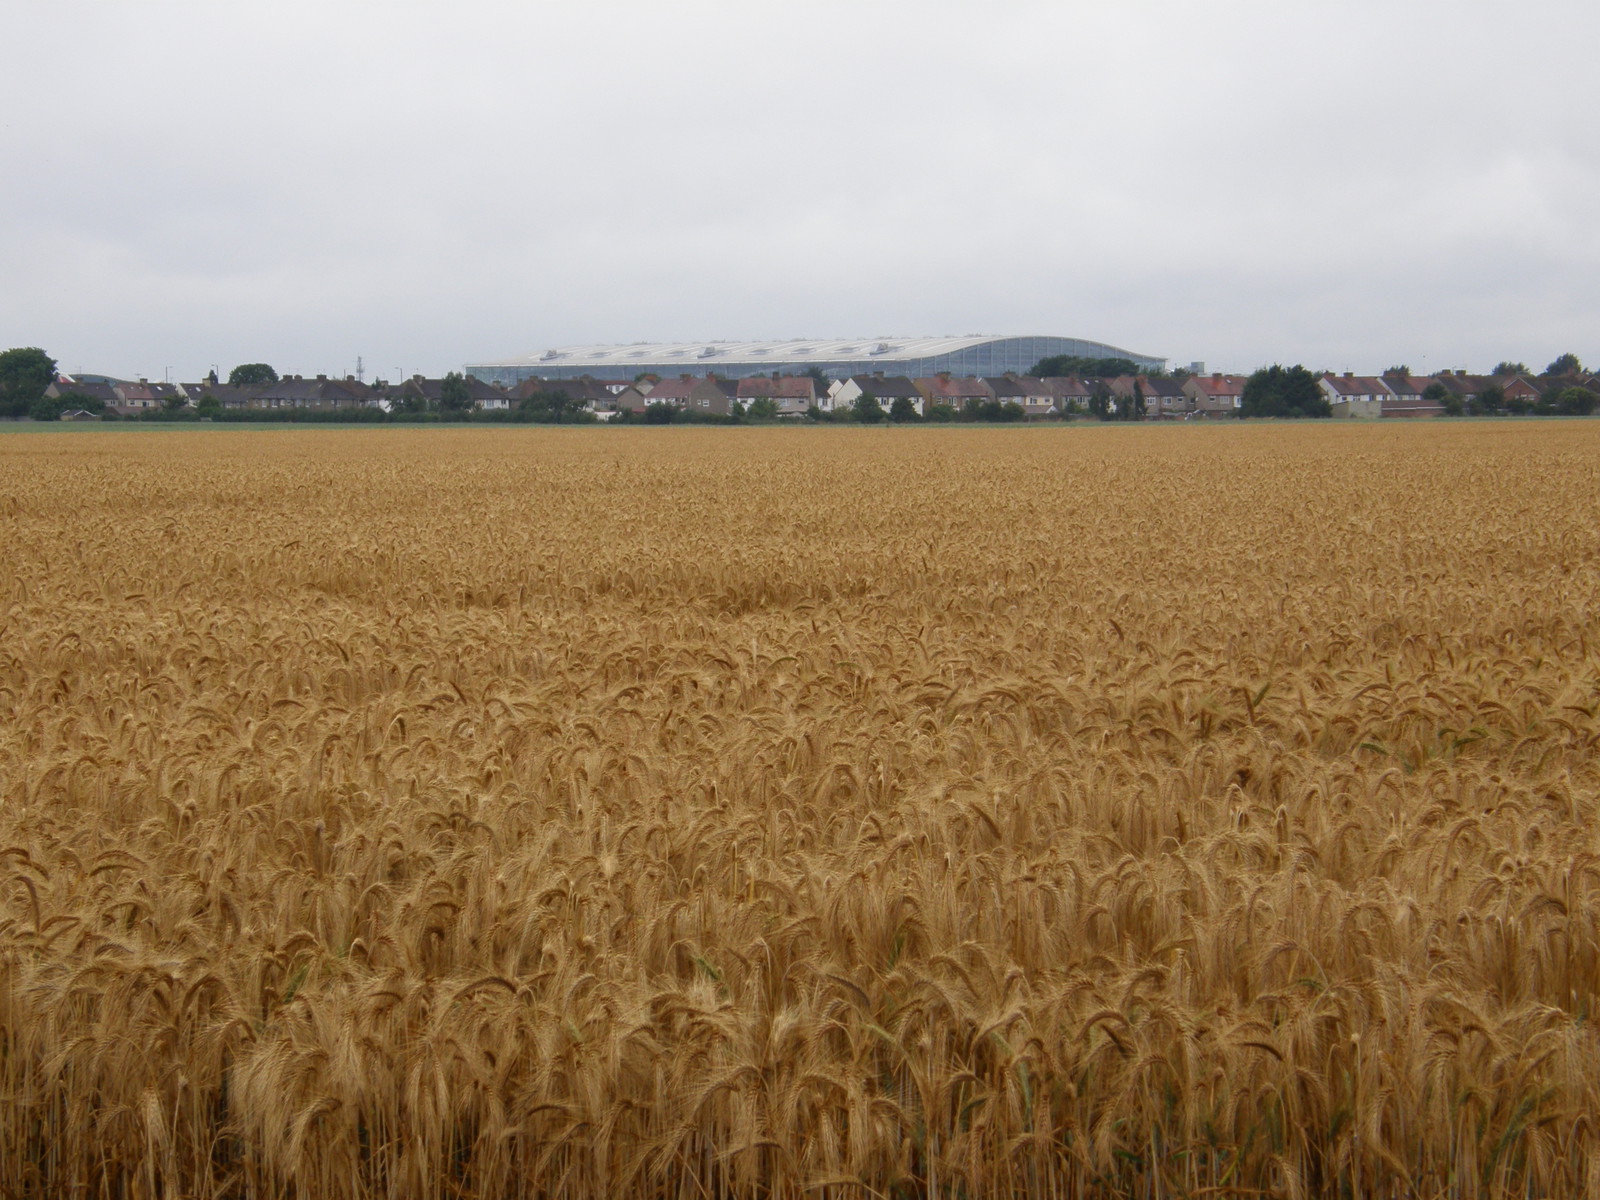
[1320,372,1391,419]
[829,374,922,416]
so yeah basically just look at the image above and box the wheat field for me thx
[2,422,1599,1198]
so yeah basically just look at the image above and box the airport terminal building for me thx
[464,335,1164,386]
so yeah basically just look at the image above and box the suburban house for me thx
[687,376,740,415]
[391,374,506,411]
[914,374,994,413]
[1139,376,1191,418]
[44,379,119,410]
[642,376,696,408]
[737,375,820,417]
[612,384,655,414]
[985,375,1062,417]
[177,381,272,410]
[1320,372,1391,419]
[1044,375,1093,414]
[984,375,1031,414]
[1500,375,1544,409]
[1379,374,1444,418]
[252,374,379,411]
[1181,373,1247,417]
[1432,371,1488,406]
[829,374,922,416]
[517,376,617,413]
[72,378,189,415]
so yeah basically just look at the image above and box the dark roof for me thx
[1322,374,1392,398]
[915,375,992,401]
[1380,375,1430,399]
[1188,374,1246,397]
[645,378,696,401]
[1043,375,1091,397]
[844,374,919,399]
[258,375,378,404]
[48,380,117,405]
[400,375,502,402]
[517,376,612,403]
[1142,376,1187,399]
[738,377,817,401]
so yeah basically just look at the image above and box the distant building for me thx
[1182,373,1247,418]
[829,374,922,415]
[1321,372,1390,419]
[466,336,1165,386]
[1380,373,1445,418]
[737,375,821,417]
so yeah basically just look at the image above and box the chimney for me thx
[1212,372,1222,381]
[316,374,327,382]
[138,377,148,384]
[1345,371,1354,378]
[680,373,692,382]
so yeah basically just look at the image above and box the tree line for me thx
[5,348,1595,424]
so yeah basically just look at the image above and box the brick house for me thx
[737,375,821,417]
[1181,373,1247,418]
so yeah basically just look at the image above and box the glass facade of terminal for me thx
[465,337,1164,386]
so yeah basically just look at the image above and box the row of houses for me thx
[47,365,1598,421]
[44,373,502,416]
[499,368,1596,420]
[1315,370,1572,417]
[587,371,1252,419]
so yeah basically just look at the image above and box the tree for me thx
[0,347,57,418]
[1555,386,1598,416]
[28,395,64,421]
[1546,352,1584,377]
[1384,365,1411,377]
[1475,383,1505,415]
[438,372,473,414]
[520,389,580,423]
[1240,365,1330,419]
[228,363,278,386]
[195,393,223,419]
[888,395,920,423]
[1125,379,1147,422]
[1030,354,1139,378]
[1089,381,1114,419]
[163,390,189,412]
[1492,361,1529,377]
[643,402,676,424]
[747,397,780,420]
[852,391,885,424]
[924,402,957,422]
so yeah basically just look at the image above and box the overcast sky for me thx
[3,0,1597,381]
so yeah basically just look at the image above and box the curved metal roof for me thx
[473,335,1158,370]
